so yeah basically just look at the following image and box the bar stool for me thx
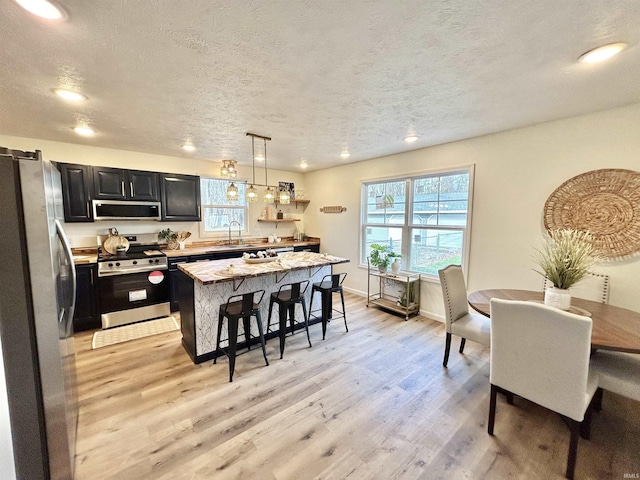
[214,289,269,382]
[308,273,348,340]
[267,280,312,358]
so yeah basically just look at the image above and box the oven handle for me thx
[98,265,168,277]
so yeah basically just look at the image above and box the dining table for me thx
[467,289,640,354]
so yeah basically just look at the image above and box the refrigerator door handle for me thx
[56,219,76,324]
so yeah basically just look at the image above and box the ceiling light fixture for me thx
[300,160,308,169]
[182,144,196,152]
[15,0,67,20]
[235,132,283,204]
[73,126,95,137]
[340,152,351,159]
[404,135,419,143]
[578,42,627,63]
[226,182,239,202]
[221,160,237,177]
[53,88,87,102]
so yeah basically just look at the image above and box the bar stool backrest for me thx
[223,289,265,316]
[278,280,310,300]
[319,272,347,290]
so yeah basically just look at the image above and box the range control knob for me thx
[154,259,160,263]
[115,262,120,267]
[108,263,113,267]
[132,260,138,265]
[149,259,154,264]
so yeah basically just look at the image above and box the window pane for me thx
[409,228,464,275]
[366,180,405,224]
[364,226,403,259]
[203,207,245,232]
[201,178,246,205]
[414,173,468,226]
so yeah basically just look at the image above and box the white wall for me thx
[0,135,306,247]
[304,103,640,317]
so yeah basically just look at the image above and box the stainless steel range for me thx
[97,234,170,329]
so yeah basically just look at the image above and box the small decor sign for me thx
[278,181,295,200]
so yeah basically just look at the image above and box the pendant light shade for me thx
[226,182,239,202]
[278,188,290,204]
[247,184,258,202]
[264,186,275,203]
[221,160,237,177]
[220,160,229,177]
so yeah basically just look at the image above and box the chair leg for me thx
[321,290,331,340]
[565,418,581,480]
[214,312,224,365]
[243,316,251,351]
[308,290,315,322]
[288,303,296,336]
[227,316,238,382]
[459,337,466,353]
[300,299,312,348]
[594,387,603,412]
[488,384,498,435]
[278,302,287,359]
[254,311,269,367]
[443,332,452,367]
[340,289,348,332]
[267,297,275,334]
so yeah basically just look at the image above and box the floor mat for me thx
[91,316,180,349]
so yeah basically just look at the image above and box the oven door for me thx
[98,269,170,328]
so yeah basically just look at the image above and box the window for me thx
[200,178,248,236]
[361,167,473,277]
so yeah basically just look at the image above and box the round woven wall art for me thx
[543,168,640,260]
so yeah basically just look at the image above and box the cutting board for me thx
[102,228,129,255]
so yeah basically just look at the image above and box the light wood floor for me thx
[74,293,639,479]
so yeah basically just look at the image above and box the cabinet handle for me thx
[121,181,125,197]
[86,202,90,218]
[130,181,134,197]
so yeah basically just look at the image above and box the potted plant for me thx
[369,243,401,273]
[534,229,600,310]
[158,228,179,250]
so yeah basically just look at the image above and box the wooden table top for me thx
[468,289,640,354]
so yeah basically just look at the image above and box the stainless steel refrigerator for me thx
[0,147,78,479]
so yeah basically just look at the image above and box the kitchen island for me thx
[178,251,349,363]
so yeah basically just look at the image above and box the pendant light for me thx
[246,136,259,202]
[278,187,290,204]
[245,132,278,204]
[226,182,239,202]
[220,160,229,177]
[264,186,275,203]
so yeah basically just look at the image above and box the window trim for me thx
[199,177,250,238]
[359,164,474,279]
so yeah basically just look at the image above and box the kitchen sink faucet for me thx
[228,221,242,246]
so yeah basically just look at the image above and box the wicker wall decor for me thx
[543,168,640,260]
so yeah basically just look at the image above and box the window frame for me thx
[199,177,250,238]
[360,165,474,280]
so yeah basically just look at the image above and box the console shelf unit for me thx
[367,261,420,320]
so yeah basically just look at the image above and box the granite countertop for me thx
[178,251,349,285]
[70,238,320,265]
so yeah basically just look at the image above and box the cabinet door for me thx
[60,163,93,222]
[160,173,201,221]
[93,167,127,200]
[129,170,159,201]
[73,264,100,331]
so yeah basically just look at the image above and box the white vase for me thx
[544,287,571,310]
[391,259,401,274]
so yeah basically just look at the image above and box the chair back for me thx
[490,298,593,421]
[438,265,469,330]
[319,272,347,289]
[542,272,609,303]
[223,290,265,316]
[277,280,310,300]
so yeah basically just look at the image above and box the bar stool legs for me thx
[214,290,269,382]
[308,273,348,340]
[267,280,312,358]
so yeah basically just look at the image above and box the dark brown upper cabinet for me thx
[59,163,93,222]
[160,173,201,221]
[93,167,159,201]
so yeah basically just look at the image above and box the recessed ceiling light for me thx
[404,135,419,143]
[53,88,87,102]
[300,160,308,169]
[15,0,67,20]
[254,154,265,161]
[340,152,351,159]
[578,42,627,63]
[181,145,196,152]
[73,126,95,137]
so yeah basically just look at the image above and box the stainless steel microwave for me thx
[92,200,161,221]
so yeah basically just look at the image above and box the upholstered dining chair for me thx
[543,272,610,304]
[488,299,598,480]
[438,265,490,367]
[589,350,640,408]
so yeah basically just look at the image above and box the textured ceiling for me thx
[1,1,639,171]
